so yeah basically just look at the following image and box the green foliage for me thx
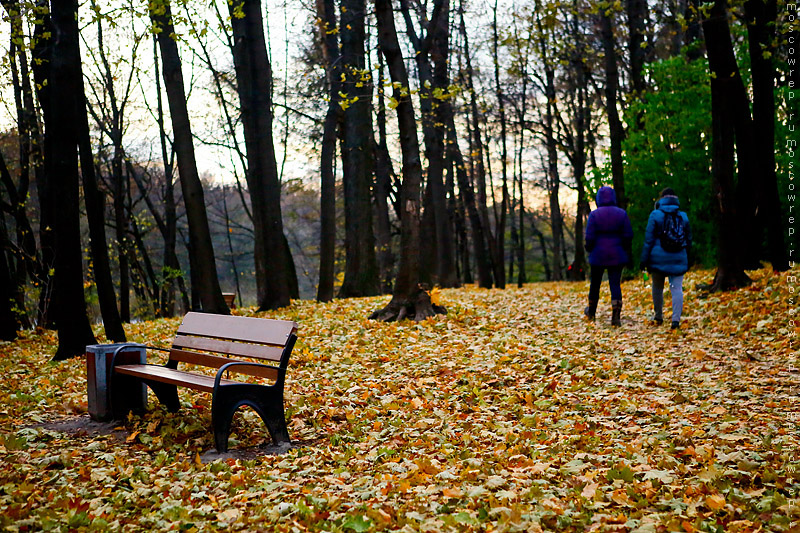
[622,55,716,268]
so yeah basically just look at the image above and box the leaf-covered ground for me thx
[0,268,798,532]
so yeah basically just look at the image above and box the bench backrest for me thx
[169,312,298,379]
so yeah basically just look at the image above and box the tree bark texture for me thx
[315,0,340,302]
[31,11,56,328]
[373,58,397,294]
[372,0,443,321]
[228,0,296,310]
[745,0,787,272]
[150,0,229,314]
[460,2,498,288]
[702,0,752,291]
[598,7,626,210]
[491,0,509,289]
[46,0,98,359]
[339,0,380,298]
[400,0,458,289]
[0,192,19,340]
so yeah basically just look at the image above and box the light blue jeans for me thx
[651,272,684,323]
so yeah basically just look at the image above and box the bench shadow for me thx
[32,414,324,462]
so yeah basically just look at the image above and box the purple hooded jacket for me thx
[585,186,633,267]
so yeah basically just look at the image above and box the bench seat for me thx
[114,364,238,393]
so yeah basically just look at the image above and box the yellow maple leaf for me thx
[430,287,441,306]
[706,494,726,511]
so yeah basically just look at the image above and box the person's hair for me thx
[660,187,676,198]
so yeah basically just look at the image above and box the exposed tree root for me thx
[369,285,447,322]
[701,267,753,293]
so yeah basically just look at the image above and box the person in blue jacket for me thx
[640,188,692,329]
[584,186,634,326]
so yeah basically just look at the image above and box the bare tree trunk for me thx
[153,35,182,316]
[222,188,242,307]
[78,97,127,342]
[598,7,626,209]
[90,2,131,322]
[745,0,787,272]
[339,0,380,298]
[627,0,647,98]
[459,1,497,288]
[0,210,18,340]
[447,153,472,284]
[373,57,396,294]
[3,0,43,320]
[702,0,752,291]
[492,0,509,289]
[44,0,98,359]
[531,219,552,281]
[150,0,228,314]
[31,7,56,329]
[315,0,341,301]
[228,0,295,310]
[399,0,458,289]
[371,0,444,321]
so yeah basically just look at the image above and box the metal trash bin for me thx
[86,343,147,421]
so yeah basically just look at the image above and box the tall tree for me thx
[228,0,297,310]
[744,0,788,272]
[459,0,499,288]
[371,0,442,320]
[0,156,20,340]
[338,0,380,298]
[531,1,565,281]
[399,0,459,289]
[491,0,510,289]
[373,56,397,294]
[2,0,44,325]
[78,4,127,342]
[598,2,626,209]
[86,1,136,324]
[315,0,341,302]
[149,0,229,314]
[41,0,98,359]
[701,0,752,290]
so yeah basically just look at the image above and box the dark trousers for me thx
[588,265,623,301]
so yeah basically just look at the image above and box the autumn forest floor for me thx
[0,267,798,532]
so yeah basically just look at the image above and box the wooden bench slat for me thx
[177,312,297,345]
[172,335,285,362]
[114,364,232,392]
[168,349,280,380]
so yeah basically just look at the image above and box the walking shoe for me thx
[671,321,679,330]
[584,299,598,321]
[611,300,622,327]
[651,316,663,326]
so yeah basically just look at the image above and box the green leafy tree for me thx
[622,55,716,268]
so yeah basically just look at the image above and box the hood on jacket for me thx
[656,194,680,213]
[596,186,617,207]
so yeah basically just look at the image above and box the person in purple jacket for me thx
[583,186,634,326]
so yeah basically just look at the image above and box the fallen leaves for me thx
[0,267,797,531]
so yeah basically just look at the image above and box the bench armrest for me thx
[109,343,147,371]
[213,361,285,394]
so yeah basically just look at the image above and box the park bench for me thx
[109,312,298,452]
[222,292,236,309]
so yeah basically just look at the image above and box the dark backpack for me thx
[659,211,687,253]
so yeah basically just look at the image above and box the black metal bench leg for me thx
[212,385,290,452]
[144,381,180,412]
[212,389,238,453]
[111,375,147,420]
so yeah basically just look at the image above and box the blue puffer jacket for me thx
[585,187,634,267]
[640,195,692,275]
